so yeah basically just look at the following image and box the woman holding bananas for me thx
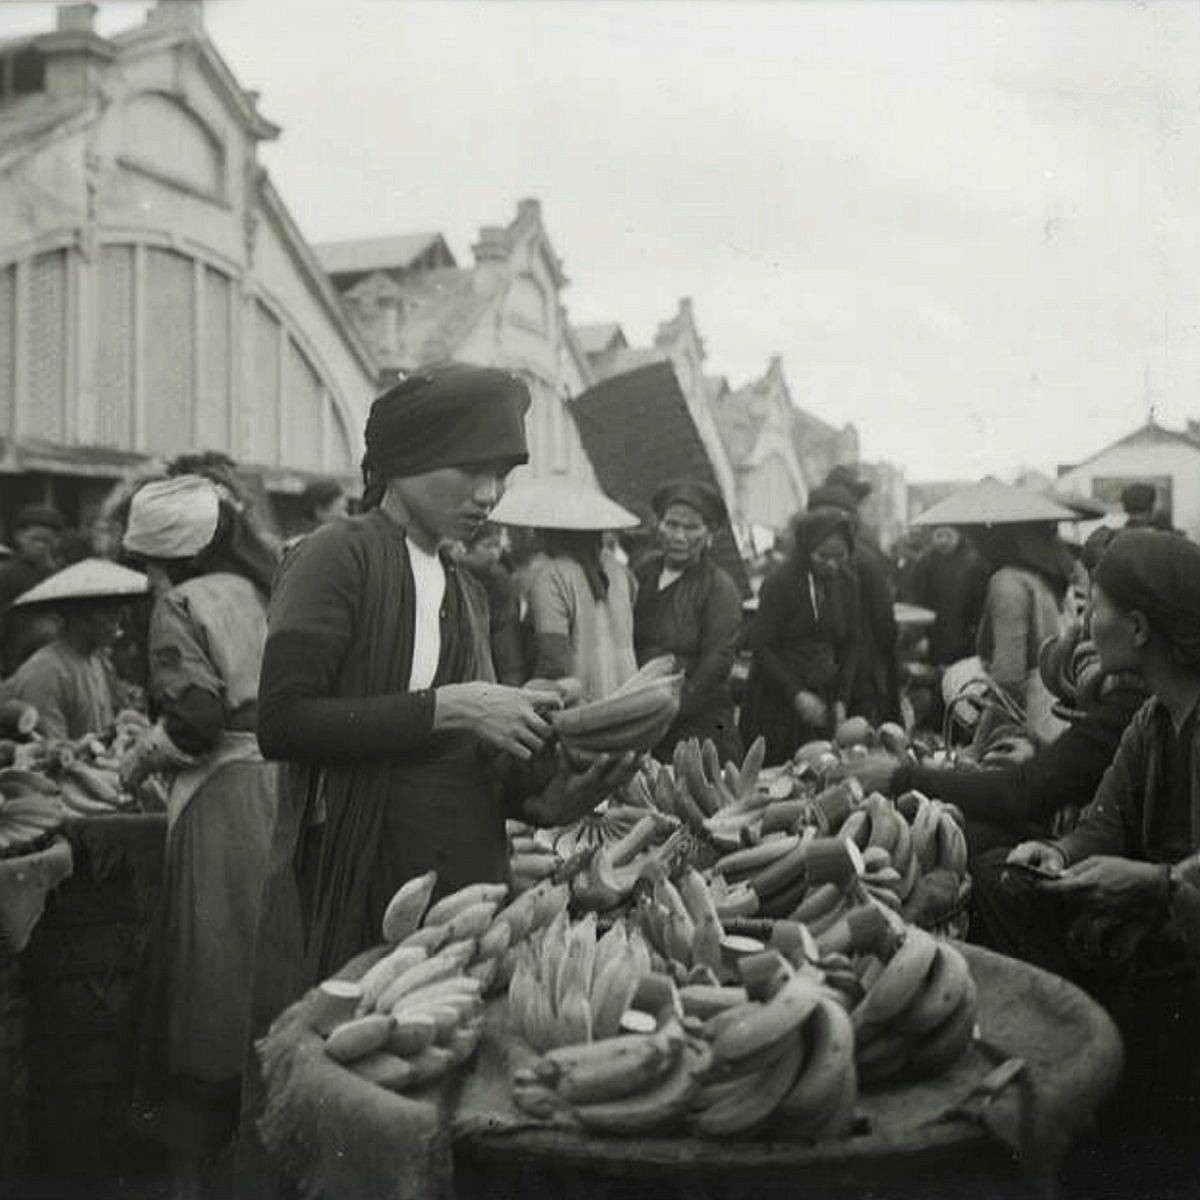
[738,509,860,765]
[632,480,742,763]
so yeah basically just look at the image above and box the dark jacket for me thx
[1056,695,1200,868]
[905,543,991,666]
[850,539,900,723]
[895,681,1147,854]
[634,552,742,761]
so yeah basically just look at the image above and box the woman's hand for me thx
[1041,855,1164,910]
[793,690,828,727]
[1006,840,1068,874]
[843,751,900,796]
[434,682,556,760]
[524,745,639,827]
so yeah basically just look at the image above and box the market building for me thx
[1057,419,1200,540]
[0,1,377,536]
[319,199,598,486]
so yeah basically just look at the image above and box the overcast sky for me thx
[7,0,1199,481]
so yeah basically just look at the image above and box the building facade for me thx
[0,2,377,532]
[321,199,598,486]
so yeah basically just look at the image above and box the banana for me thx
[691,913,725,975]
[312,980,365,1036]
[851,927,938,1036]
[936,811,969,876]
[424,882,509,928]
[898,843,922,901]
[679,985,750,1021]
[478,917,513,962]
[404,1045,456,1088]
[738,736,767,796]
[652,770,679,818]
[447,1017,485,1067]
[556,913,598,1012]
[713,882,760,920]
[564,704,678,753]
[911,798,941,872]
[388,1013,438,1057]
[571,1035,709,1135]
[610,655,679,697]
[398,924,451,955]
[864,884,903,914]
[350,1050,415,1092]
[325,1013,394,1064]
[654,876,696,963]
[897,943,972,1038]
[554,677,681,738]
[792,881,843,925]
[716,835,800,881]
[804,893,850,939]
[860,846,892,874]
[376,941,475,1012]
[589,945,642,1039]
[749,841,809,899]
[693,1028,805,1136]
[677,740,722,817]
[891,808,914,876]
[358,945,429,1012]
[381,870,438,943]
[388,974,482,1018]
[758,873,811,921]
[439,899,500,944]
[908,984,978,1078]
[779,996,857,1139]
[865,800,900,853]
[676,867,720,928]
[557,985,593,1046]
[711,972,823,1064]
[554,1034,676,1105]
[838,809,871,849]
[510,851,560,882]
[854,1027,909,1086]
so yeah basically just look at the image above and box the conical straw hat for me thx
[11,558,150,607]
[491,475,639,531]
[911,477,1076,527]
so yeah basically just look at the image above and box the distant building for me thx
[320,199,597,485]
[856,459,907,551]
[0,1,377,532]
[1057,420,1200,540]
[710,356,808,535]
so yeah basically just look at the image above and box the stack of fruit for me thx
[512,900,980,1139]
[313,870,571,1093]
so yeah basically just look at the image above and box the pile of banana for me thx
[551,656,684,754]
[314,870,570,1093]
[850,926,978,1087]
[508,912,658,1051]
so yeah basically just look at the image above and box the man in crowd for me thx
[903,524,991,668]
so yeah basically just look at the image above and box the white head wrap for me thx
[123,475,221,560]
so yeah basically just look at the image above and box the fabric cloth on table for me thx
[3,638,118,740]
[633,551,742,762]
[528,552,638,702]
[0,838,72,955]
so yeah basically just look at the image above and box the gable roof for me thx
[315,233,452,279]
[345,266,497,369]
[1059,420,1200,476]
[571,361,750,597]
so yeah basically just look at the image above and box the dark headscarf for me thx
[807,484,860,517]
[651,480,727,529]
[1094,529,1200,670]
[361,363,530,508]
[972,522,1074,598]
[789,509,855,567]
[1120,482,1156,516]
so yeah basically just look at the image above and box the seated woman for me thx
[633,481,742,763]
[739,510,859,766]
[972,530,1200,1159]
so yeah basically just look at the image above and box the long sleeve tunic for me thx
[633,553,742,760]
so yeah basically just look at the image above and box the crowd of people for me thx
[0,366,1195,1195]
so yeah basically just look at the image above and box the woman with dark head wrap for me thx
[738,509,859,765]
[633,481,743,762]
[971,532,1200,1159]
[116,475,279,1194]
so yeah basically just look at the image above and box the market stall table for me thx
[256,943,1122,1200]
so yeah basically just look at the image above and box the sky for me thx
[6,0,1199,482]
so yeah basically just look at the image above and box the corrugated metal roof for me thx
[315,233,448,277]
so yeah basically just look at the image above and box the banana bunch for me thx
[896,790,968,877]
[551,657,684,754]
[691,959,858,1139]
[508,913,657,1051]
[629,865,731,981]
[850,927,978,1088]
[569,818,688,912]
[838,792,920,909]
[513,1021,712,1134]
[0,773,63,858]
